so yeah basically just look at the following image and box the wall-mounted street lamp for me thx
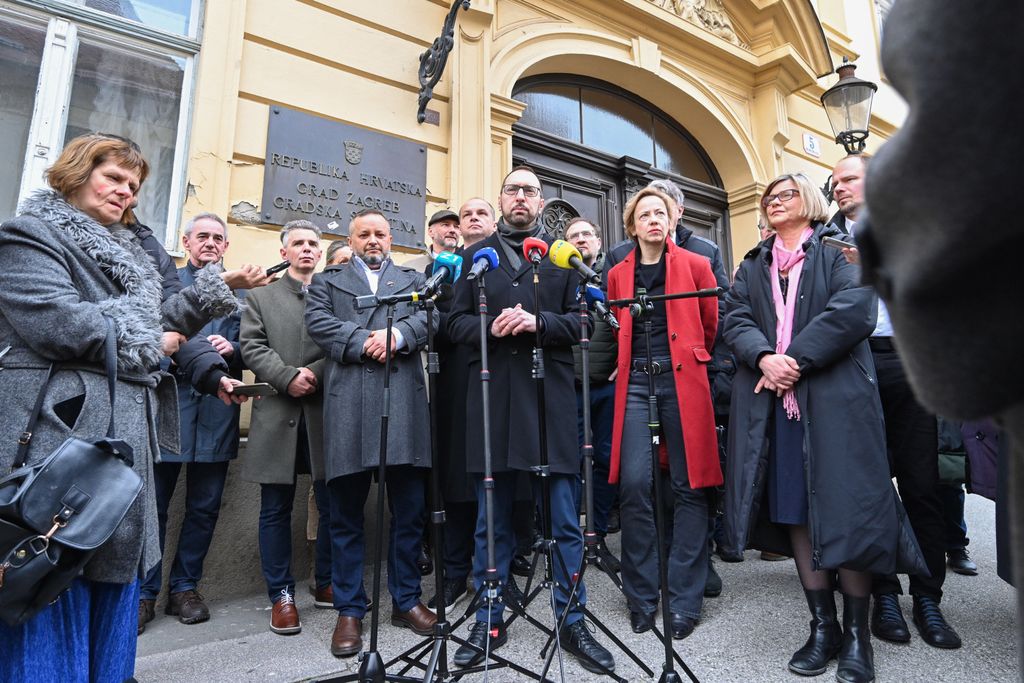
[820,57,878,155]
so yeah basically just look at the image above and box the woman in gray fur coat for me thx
[0,134,243,682]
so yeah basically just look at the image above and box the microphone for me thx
[581,283,620,330]
[418,251,463,297]
[522,237,548,265]
[549,240,601,285]
[466,247,499,280]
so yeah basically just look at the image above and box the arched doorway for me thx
[511,75,731,264]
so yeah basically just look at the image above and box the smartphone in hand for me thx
[231,382,278,397]
[822,235,854,250]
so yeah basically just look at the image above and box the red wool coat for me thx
[606,239,722,489]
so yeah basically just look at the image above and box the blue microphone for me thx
[466,247,499,280]
[419,251,463,297]
[581,283,620,330]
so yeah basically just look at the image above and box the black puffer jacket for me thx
[573,253,617,385]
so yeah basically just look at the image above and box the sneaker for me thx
[947,548,978,576]
[871,593,910,643]
[454,620,507,667]
[560,620,615,674]
[428,578,470,613]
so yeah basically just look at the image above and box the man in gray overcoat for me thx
[305,209,435,658]
[240,220,331,636]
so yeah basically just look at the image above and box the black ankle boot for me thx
[837,594,875,683]
[788,589,842,676]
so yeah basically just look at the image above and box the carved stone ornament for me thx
[541,199,580,240]
[623,176,647,202]
[648,0,745,48]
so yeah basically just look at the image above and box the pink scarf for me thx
[770,228,813,419]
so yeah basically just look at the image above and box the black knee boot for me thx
[837,594,875,683]
[788,589,842,676]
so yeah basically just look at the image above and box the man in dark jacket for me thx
[446,167,615,674]
[829,154,962,650]
[139,213,245,630]
[565,217,619,572]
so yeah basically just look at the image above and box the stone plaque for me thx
[260,106,428,249]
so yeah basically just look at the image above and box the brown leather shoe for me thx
[270,591,301,635]
[138,599,155,635]
[311,583,333,609]
[166,590,211,624]
[391,602,437,636]
[331,616,363,657]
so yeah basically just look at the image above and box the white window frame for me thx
[4,0,202,251]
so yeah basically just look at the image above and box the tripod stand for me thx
[603,285,722,683]
[386,269,548,683]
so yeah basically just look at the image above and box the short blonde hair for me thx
[622,187,676,239]
[758,173,830,226]
[46,133,149,224]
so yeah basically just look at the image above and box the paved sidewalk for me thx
[135,494,1017,682]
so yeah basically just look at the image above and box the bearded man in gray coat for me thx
[305,208,436,658]
[240,220,332,636]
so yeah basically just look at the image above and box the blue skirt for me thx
[767,397,808,525]
[0,578,139,683]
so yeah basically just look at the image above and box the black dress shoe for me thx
[510,554,532,577]
[947,548,978,576]
[704,558,722,598]
[629,610,654,634]
[560,620,615,674]
[454,620,507,667]
[670,613,696,640]
[870,593,910,643]
[417,543,433,576]
[912,596,962,649]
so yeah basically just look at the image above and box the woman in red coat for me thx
[606,187,721,639]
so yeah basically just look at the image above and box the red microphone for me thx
[522,236,548,265]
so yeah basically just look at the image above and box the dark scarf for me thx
[496,220,543,271]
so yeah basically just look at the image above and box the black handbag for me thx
[0,318,143,626]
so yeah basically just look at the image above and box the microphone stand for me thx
[604,287,721,683]
[532,284,651,682]
[389,273,546,683]
[324,300,420,683]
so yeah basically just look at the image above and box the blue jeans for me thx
[576,381,618,536]
[140,460,230,599]
[328,466,427,616]
[0,579,138,683]
[472,471,586,626]
[259,478,332,602]
[618,366,709,619]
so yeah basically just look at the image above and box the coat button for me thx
[675,364,682,371]
[671,333,677,340]
[134,394,144,404]
[511,349,518,355]
[512,281,519,287]
[288,419,296,427]
[366,367,375,373]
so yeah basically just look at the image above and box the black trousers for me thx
[871,346,946,600]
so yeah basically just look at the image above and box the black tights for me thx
[788,525,871,597]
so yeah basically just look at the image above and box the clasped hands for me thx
[755,353,801,396]
[491,303,537,337]
[362,329,397,363]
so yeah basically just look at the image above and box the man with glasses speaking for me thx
[446,167,616,674]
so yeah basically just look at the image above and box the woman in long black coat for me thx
[722,172,925,683]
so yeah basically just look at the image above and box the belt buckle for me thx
[648,361,661,375]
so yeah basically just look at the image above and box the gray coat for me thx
[721,224,926,575]
[305,260,432,481]
[240,273,326,483]
[0,191,234,584]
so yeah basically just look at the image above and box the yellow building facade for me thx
[180,0,900,272]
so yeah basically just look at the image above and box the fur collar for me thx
[19,189,164,369]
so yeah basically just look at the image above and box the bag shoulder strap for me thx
[13,317,119,469]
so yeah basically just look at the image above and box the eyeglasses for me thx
[566,229,597,240]
[501,184,541,198]
[761,189,800,207]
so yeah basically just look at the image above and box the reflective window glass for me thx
[0,16,45,220]
[581,88,653,164]
[517,84,582,143]
[654,117,713,184]
[72,0,197,36]
[65,37,185,240]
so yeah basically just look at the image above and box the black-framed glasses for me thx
[501,184,541,198]
[761,189,800,207]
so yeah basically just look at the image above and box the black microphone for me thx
[549,240,601,284]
